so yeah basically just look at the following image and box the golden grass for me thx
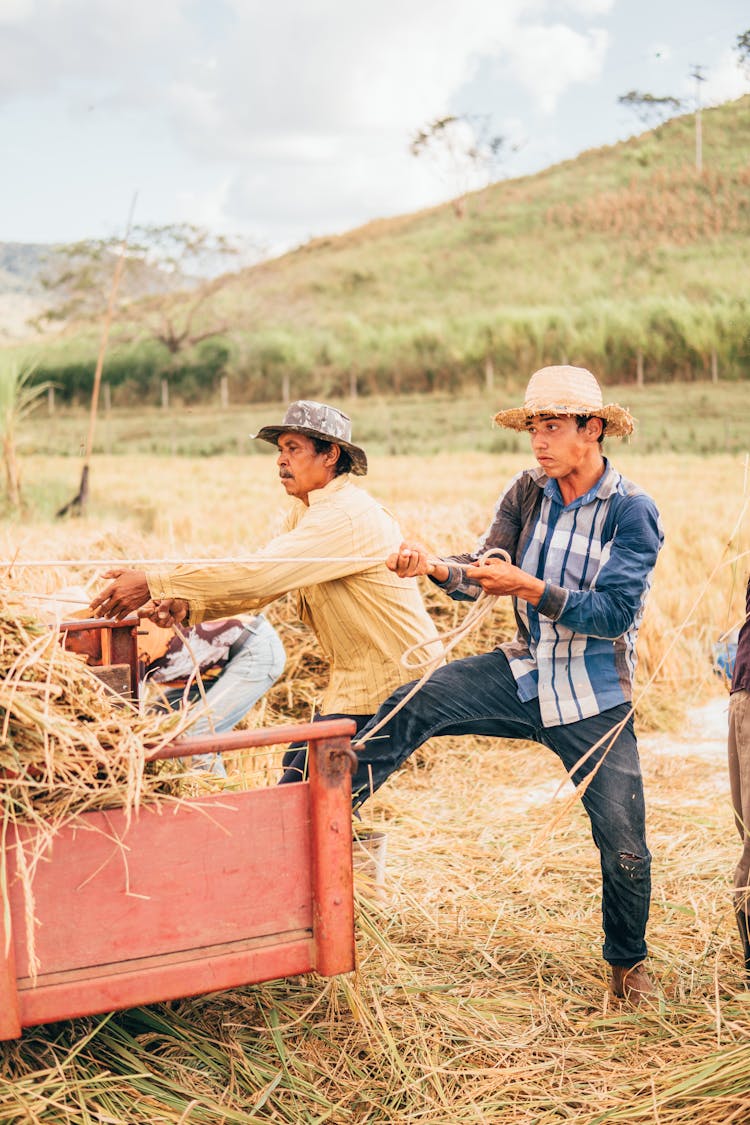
[0,449,749,1122]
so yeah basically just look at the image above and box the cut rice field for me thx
[0,447,749,1123]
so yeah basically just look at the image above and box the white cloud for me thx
[701,51,750,106]
[560,0,613,12]
[151,1,615,240]
[2,0,689,248]
[0,0,35,23]
[222,130,446,243]
[163,1,523,152]
[151,0,538,240]
[503,24,609,114]
[0,0,188,101]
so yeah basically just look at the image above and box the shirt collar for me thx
[306,473,351,506]
[542,458,620,507]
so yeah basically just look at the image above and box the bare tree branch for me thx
[618,90,684,127]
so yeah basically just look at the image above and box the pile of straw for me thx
[0,595,188,977]
[0,718,747,1123]
[0,455,748,1121]
[0,597,182,831]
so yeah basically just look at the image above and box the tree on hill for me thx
[36,222,250,361]
[618,90,684,128]
[736,30,750,75]
[410,114,505,219]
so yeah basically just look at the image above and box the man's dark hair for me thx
[576,415,606,444]
[311,437,353,475]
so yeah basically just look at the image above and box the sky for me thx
[1,0,749,258]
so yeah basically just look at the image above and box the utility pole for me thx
[690,64,706,174]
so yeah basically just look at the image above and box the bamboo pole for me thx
[56,193,137,517]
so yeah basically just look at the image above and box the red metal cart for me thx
[0,618,357,1040]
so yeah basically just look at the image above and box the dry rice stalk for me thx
[0,454,748,1121]
[0,598,184,823]
[0,596,188,976]
[1,711,745,1124]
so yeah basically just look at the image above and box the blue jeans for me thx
[279,712,373,786]
[162,616,286,777]
[352,649,651,967]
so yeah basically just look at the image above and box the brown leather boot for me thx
[609,963,658,1007]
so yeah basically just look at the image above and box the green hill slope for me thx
[239,96,750,314]
[18,96,750,403]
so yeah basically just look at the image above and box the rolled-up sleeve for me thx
[536,580,569,620]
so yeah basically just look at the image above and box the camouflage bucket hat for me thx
[251,400,368,475]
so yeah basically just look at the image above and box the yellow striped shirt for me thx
[146,475,442,714]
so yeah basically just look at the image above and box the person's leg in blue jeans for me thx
[351,649,650,969]
[167,616,286,777]
[279,712,373,785]
[539,708,650,967]
[351,650,536,801]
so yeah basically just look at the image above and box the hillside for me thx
[10,96,750,402]
[233,95,750,319]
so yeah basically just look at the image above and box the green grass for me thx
[18,381,750,461]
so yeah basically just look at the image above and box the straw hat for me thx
[493,366,635,438]
[252,400,368,475]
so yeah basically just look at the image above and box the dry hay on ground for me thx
[1,454,749,1120]
[1,698,748,1123]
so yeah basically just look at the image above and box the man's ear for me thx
[587,417,604,441]
[326,443,342,467]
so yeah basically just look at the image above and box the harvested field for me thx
[0,449,749,1122]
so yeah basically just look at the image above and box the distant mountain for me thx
[0,242,57,296]
[0,239,196,343]
[0,243,60,343]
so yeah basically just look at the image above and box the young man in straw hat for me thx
[91,401,441,777]
[350,365,664,1007]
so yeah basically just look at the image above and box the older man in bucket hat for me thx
[349,366,664,1007]
[91,401,441,775]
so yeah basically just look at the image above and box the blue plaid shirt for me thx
[435,461,664,727]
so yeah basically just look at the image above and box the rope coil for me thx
[355,548,511,746]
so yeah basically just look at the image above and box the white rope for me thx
[0,556,390,569]
[9,547,515,760]
[354,548,511,746]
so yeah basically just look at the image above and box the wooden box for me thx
[58,615,143,700]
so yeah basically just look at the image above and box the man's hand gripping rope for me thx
[352,547,511,750]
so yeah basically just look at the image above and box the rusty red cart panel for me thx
[0,719,356,1040]
[58,615,143,700]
